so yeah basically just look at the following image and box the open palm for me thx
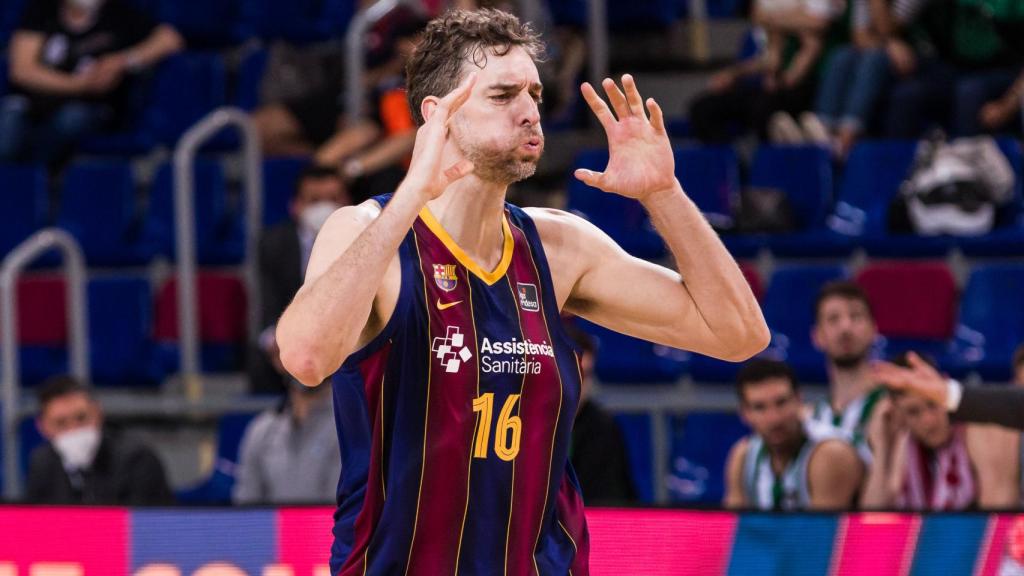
[575,75,676,200]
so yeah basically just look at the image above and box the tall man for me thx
[277,9,768,575]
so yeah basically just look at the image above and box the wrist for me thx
[945,379,963,413]
[638,181,683,208]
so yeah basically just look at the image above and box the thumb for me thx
[443,159,475,185]
[574,168,606,190]
[906,351,930,373]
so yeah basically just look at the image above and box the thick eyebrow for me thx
[487,81,544,95]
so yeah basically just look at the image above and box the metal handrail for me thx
[1,229,89,500]
[345,0,424,125]
[173,108,262,400]
[587,0,609,91]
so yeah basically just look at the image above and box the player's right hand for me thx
[400,72,477,202]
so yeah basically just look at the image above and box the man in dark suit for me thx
[26,375,173,504]
[250,165,348,394]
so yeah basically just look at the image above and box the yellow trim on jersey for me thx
[418,206,514,286]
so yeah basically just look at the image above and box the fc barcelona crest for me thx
[433,263,458,292]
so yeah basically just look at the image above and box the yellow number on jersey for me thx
[472,393,521,461]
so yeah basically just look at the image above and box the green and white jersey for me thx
[806,386,886,464]
[740,424,843,511]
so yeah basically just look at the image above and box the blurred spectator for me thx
[250,165,348,394]
[233,379,340,504]
[566,326,636,504]
[801,0,894,158]
[804,281,885,463]
[861,353,1017,510]
[880,0,1022,139]
[976,69,1024,138]
[689,0,843,144]
[26,375,173,505]
[1015,343,1024,386]
[724,359,863,510]
[313,10,424,203]
[0,0,182,165]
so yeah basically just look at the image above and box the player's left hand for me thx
[575,75,676,201]
[872,351,948,406]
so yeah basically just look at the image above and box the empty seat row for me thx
[5,271,247,387]
[568,139,1024,259]
[0,155,310,266]
[584,262,1024,385]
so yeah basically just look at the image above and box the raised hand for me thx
[872,351,949,406]
[401,73,478,202]
[576,75,676,200]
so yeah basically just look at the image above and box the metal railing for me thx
[1,229,89,500]
[345,0,424,125]
[173,108,262,401]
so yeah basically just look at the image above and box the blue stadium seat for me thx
[548,0,679,30]
[144,160,243,265]
[236,48,269,111]
[56,161,149,265]
[959,137,1024,257]
[259,0,355,43]
[762,265,848,383]
[675,145,740,228]
[613,413,655,503]
[668,411,749,504]
[567,149,666,259]
[81,52,227,154]
[89,277,157,386]
[262,156,310,228]
[0,164,47,259]
[151,0,258,48]
[581,320,689,384]
[177,411,260,504]
[944,264,1024,380]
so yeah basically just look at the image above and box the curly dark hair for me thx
[405,8,545,126]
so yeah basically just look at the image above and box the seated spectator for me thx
[879,0,1021,139]
[26,375,173,505]
[800,0,893,158]
[312,10,425,202]
[0,0,183,165]
[251,165,348,394]
[567,326,636,504]
[689,0,842,144]
[724,359,863,510]
[974,68,1024,137]
[862,353,1018,510]
[233,378,340,504]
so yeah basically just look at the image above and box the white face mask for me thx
[299,201,339,234]
[68,0,104,12]
[53,426,101,471]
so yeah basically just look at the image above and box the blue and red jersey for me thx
[330,195,589,575]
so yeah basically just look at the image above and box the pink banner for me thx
[0,507,128,576]
[830,513,921,576]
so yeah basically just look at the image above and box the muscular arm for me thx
[967,424,1020,508]
[723,438,749,509]
[532,188,768,361]
[808,440,863,510]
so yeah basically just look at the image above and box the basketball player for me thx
[724,359,863,511]
[276,9,769,575]
[804,281,885,462]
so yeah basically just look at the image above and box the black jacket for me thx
[570,399,636,504]
[25,431,173,505]
[953,386,1024,431]
[249,220,303,394]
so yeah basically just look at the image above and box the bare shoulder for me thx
[811,439,860,469]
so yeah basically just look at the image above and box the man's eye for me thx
[492,94,512,101]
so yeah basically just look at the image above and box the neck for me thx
[769,433,806,476]
[426,174,509,270]
[828,361,874,412]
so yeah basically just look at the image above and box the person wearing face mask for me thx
[249,165,349,394]
[25,375,173,505]
[0,0,183,165]
[233,377,341,504]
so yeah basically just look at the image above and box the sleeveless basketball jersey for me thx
[741,424,840,510]
[329,195,589,576]
[806,386,885,464]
